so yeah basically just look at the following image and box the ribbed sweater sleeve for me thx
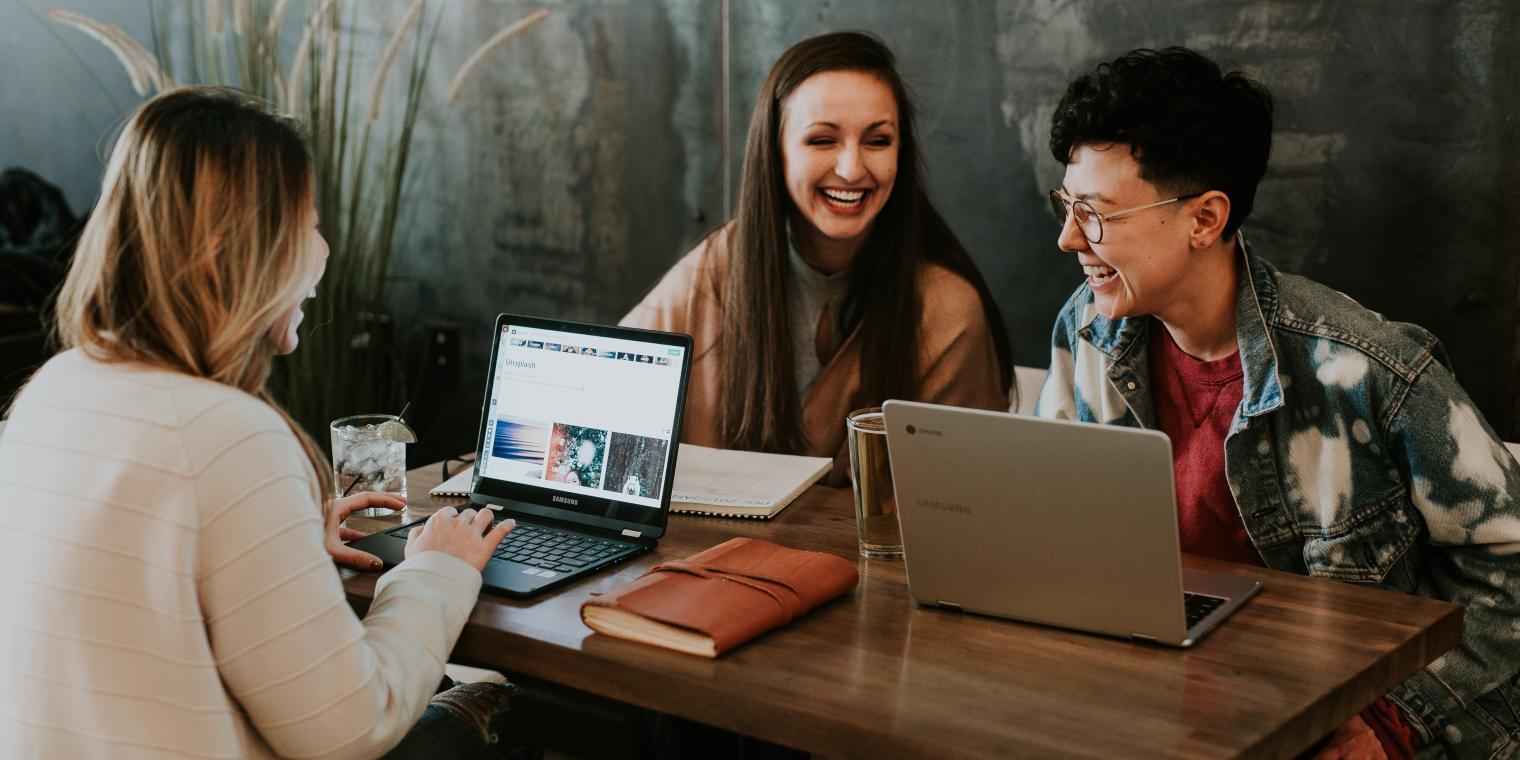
[192,403,481,760]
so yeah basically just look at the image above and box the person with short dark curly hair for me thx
[1036,47,1520,760]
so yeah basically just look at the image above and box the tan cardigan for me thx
[622,228,1008,484]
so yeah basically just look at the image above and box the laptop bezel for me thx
[467,313,691,541]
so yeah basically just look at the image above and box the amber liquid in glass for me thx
[847,409,902,559]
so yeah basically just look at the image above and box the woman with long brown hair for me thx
[623,31,1011,479]
[0,88,532,759]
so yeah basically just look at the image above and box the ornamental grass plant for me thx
[46,0,548,445]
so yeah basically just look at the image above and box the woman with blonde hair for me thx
[0,87,534,759]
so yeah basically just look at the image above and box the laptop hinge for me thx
[1129,632,1159,642]
[937,601,962,611]
[621,528,641,538]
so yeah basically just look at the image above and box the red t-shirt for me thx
[1146,319,1258,567]
[1147,319,1415,758]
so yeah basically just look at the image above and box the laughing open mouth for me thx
[820,188,867,208]
[1083,264,1116,283]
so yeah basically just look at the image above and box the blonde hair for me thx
[55,86,332,500]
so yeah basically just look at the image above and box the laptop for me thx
[349,313,692,597]
[881,400,1261,647]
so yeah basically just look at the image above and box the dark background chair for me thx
[0,167,78,407]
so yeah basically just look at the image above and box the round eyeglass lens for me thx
[1048,192,1068,226]
[1072,200,1102,242]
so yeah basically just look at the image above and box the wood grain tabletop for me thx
[341,459,1462,760]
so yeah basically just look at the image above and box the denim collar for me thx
[1232,238,1285,417]
[1076,236,1285,419]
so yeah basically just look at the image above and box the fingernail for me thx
[370,560,383,570]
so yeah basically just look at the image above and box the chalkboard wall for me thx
[4,0,1517,457]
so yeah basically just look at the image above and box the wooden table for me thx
[342,461,1463,759]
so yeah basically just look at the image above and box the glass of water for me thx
[330,414,408,516]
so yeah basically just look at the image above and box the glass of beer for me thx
[847,407,902,559]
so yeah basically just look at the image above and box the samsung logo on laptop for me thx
[552,495,578,506]
[918,498,972,514]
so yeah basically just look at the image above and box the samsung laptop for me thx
[882,400,1261,647]
[349,314,692,597]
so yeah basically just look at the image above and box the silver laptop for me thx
[882,400,1261,647]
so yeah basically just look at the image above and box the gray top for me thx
[788,243,851,395]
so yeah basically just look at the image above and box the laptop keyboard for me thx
[1184,592,1227,628]
[386,520,634,574]
[489,523,632,572]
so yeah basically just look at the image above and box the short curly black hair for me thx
[1050,47,1274,238]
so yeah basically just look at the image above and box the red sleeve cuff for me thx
[1361,697,1417,760]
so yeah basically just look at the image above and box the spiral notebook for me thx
[430,467,476,498]
[668,444,832,520]
[430,444,831,520]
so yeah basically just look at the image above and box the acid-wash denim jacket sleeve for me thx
[1035,241,1520,756]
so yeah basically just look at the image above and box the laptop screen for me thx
[471,315,690,536]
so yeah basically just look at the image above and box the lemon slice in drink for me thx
[377,418,418,444]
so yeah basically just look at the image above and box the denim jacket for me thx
[1036,241,1520,758]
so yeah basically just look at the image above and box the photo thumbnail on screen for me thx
[545,423,608,488]
[491,417,550,479]
[602,433,670,499]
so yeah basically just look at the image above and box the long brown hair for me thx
[716,31,1013,453]
[54,86,332,500]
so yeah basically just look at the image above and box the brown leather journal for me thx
[580,537,859,657]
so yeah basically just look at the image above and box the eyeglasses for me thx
[1048,189,1201,244]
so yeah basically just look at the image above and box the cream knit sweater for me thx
[0,350,482,759]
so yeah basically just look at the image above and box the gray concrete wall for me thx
[4,0,1517,453]
[3,0,155,213]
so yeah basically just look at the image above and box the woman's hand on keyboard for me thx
[405,506,516,571]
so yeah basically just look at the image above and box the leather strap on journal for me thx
[646,558,809,622]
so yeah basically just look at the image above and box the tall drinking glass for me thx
[330,414,408,517]
[847,407,902,559]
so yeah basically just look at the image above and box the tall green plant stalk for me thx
[48,1,550,446]
[273,1,441,440]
